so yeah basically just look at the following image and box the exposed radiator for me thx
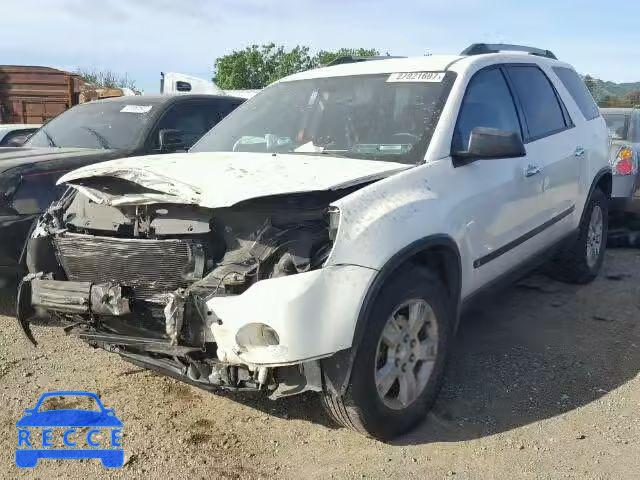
[54,233,204,302]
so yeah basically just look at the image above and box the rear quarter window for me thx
[552,67,600,121]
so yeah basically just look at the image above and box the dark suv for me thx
[0,94,243,285]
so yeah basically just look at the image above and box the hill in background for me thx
[584,75,640,107]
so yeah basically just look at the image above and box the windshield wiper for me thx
[290,141,351,158]
[289,150,350,158]
[82,127,110,149]
[40,129,57,148]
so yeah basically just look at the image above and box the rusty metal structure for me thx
[0,65,84,124]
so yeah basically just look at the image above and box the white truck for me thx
[20,44,610,440]
[160,72,260,99]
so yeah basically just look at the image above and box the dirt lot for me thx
[1,249,639,479]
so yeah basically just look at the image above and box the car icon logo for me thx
[15,391,124,468]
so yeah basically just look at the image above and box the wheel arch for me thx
[322,234,462,396]
[589,167,612,203]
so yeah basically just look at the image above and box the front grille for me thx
[54,233,204,302]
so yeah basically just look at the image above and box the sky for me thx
[1,0,638,93]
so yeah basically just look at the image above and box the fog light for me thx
[328,206,341,241]
[235,323,280,347]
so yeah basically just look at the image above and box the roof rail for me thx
[325,55,406,67]
[461,43,557,60]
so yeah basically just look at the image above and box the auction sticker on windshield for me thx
[15,391,124,468]
[386,72,445,82]
[120,105,153,114]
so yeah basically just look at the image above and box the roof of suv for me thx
[282,55,462,82]
[281,53,573,82]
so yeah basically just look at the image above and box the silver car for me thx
[601,107,640,214]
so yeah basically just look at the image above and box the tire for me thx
[551,188,608,284]
[322,266,453,440]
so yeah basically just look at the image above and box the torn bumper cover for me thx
[19,265,376,369]
[31,278,131,316]
[206,265,376,366]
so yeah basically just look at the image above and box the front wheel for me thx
[551,188,608,284]
[322,267,453,440]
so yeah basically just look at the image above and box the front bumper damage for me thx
[18,264,375,396]
[17,181,380,398]
[31,278,131,315]
[205,265,376,365]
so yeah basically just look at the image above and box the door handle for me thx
[574,147,586,157]
[524,164,542,177]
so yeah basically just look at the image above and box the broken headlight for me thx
[328,206,340,241]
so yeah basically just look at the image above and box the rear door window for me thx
[151,102,213,150]
[506,66,569,140]
[453,68,522,152]
[203,100,243,128]
[552,67,600,121]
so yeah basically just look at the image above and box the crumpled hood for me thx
[58,151,412,208]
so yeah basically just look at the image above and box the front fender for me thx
[326,166,460,270]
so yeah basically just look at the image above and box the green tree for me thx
[312,48,381,67]
[213,45,381,89]
[623,90,640,107]
[599,95,616,108]
[583,75,600,101]
[74,68,137,90]
[213,44,313,90]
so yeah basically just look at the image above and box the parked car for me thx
[0,94,244,286]
[17,44,610,440]
[601,107,640,213]
[0,124,41,147]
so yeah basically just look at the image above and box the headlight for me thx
[328,206,341,241]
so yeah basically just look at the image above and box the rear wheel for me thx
[322,267,453,440]
[551,188,608,284]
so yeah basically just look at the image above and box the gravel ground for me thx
[1,250,639,479]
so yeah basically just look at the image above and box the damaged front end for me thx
[18,182,371,397]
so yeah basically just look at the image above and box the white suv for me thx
[19,44,610,440]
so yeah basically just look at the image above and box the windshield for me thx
[191,72,455,164]
[603,113,630,140]
[26,101,155,150]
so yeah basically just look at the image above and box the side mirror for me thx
[453,127,525,164]
[176,81,192,92]
[158,129,185,153]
